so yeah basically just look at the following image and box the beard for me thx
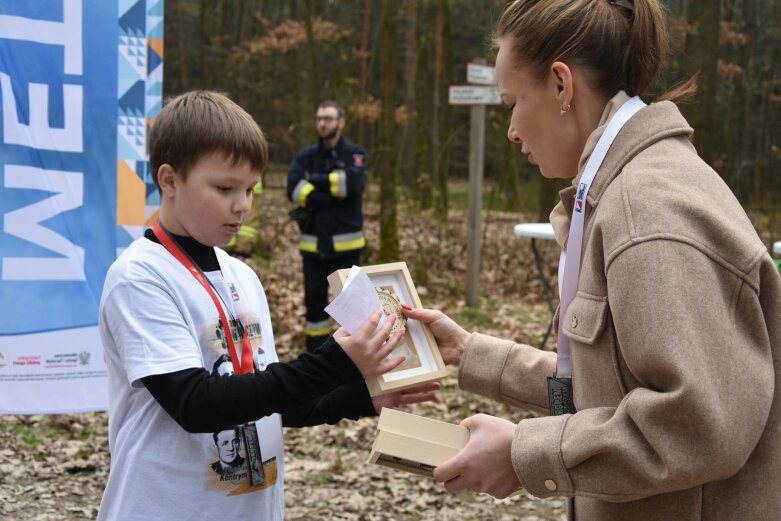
[319,127,340,142]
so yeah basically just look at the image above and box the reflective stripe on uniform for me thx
[237,225,258,239]
[299,233,318,253]
[329,170,347,198]
[226,225,257,250]
[305,319,332,337]
[332,231,365,252]
[293,179,316,207]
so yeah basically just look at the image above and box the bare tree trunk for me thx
[215,0,230,85]
[431,0,453,221]
[357,0,372,147]
[198,0,213,87]
[431,0,444,220]
[234,0,246,46]
[685,0,720,168]
[728,0,780,207]
[358,0,371,98]
[378,0,399,262]
[164,0,189,94]
[303,0,322,110]
[399,0,418,189]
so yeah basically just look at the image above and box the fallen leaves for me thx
[0,174,565,520]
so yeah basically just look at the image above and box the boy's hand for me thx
[372,382,440,413]
[402,306,471,366]
[334,309,406,378]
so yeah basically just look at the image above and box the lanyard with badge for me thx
[548,96,647,416]
[153,222,266,486]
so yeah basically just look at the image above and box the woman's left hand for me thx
[432,413,521,499]
[372,382,440,414]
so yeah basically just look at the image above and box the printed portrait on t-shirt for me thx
[200,303,280,495]
[210,426,248,481]
[206,425,281,494]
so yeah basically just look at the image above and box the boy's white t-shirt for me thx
[98,237,285,521]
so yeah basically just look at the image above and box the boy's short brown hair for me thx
[149,91,267,191]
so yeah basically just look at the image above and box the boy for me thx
[97,91,435,520]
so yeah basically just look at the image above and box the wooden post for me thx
[449,59,498,307]
[465,58,486,307]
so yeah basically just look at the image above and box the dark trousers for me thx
[302,251,362,352]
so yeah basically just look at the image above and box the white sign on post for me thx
[451,60,499,307]
[448,85,501,106]
[466,63,497,85]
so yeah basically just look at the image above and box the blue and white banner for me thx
[0,0,163,413]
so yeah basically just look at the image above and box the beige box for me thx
[368,408,469,477]
[327,261,448,396]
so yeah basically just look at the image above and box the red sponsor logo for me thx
[13,355,41,367]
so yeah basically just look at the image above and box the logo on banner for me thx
[79,352,91,366]
[575,183,587,213]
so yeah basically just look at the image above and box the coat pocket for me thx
[561,293,608,345]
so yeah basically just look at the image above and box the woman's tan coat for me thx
[459,99,780,520]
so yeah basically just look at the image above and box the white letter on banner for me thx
[0,73,84,153]
[0,0,83,75]
[3,164,85,281]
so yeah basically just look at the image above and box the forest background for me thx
[166,0,781,254]
[2,1,780,520]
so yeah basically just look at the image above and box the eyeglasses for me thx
[315,116,338,123]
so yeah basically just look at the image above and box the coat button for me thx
[544,479,558,491]
[569,315,578,328]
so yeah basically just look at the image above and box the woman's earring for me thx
[560,104,570,116]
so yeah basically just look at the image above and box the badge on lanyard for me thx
[547,376,576,416]
[242,421,265,486]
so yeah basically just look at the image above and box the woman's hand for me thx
[334,309,405,378]
[371,382,440,414]
[402,306,471,366]
[432,413,521,499]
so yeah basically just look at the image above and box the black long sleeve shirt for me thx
[140,229,375,433]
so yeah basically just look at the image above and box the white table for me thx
[513,223,556,241]
[774,242,781,256]
[514,223,557,349]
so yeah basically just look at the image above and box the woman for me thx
[404,1,781,520]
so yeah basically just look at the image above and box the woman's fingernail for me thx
[401,303,412,311]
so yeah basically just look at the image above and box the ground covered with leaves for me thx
[1,175,574,520]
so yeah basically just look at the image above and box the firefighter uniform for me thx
[224,182,264,257]
[287,137,367,351]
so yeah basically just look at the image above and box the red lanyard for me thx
[153,223,255,374]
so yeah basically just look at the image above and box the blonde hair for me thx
[496,0,695,102]
[150,91,268,191]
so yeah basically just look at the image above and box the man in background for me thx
[287,101,368,352]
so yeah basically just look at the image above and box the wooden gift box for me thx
[368,407,469,477]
